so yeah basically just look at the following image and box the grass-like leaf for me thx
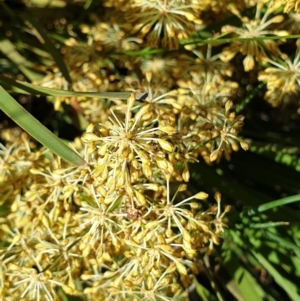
[263,230,300,253]
[0,75,147,100]
[229,267,265,301]
[252,252,300,301]
[0,40,43,81]
[190,160,300,223]
[194,280,218,301]
[181,34,300,46]
[258,194,300,212]
[26,17,72,83]
[0,86,86,166]
[73,0,96,28]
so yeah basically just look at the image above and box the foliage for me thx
[0,0,300,300]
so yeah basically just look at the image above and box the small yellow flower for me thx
[258,39,300,106]
[270,0,300,12]
[280,12,300,34]
[82,94,176,182]
[81,13,142,51]
[5,264,60,301]
[220,3,289,71]
[127,0,202,49]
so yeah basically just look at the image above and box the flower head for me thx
[270,0,300,13]
[258,39,300,106]
[82,94,175,184]
[220,3,288,71]
[127,0,202,49]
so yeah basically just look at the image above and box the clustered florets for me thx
[0,104,231,300]
[1,0,299,300]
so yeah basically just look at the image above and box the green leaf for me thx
[191,160,300,223]
[252,252,300,301]
[0,75,148,100]
[73,0,97,28]
[258,194,300,213]
[107,195,123,212]
[263,230,300,253]
[115,47,166,57]
[230,267,265,301]
[180,34,300,46]
[249,221,289,229]
[25,17,72,83]
[222,246,266,301]
[194,280,218,301]
[0,40,42,81]
[0,86,86,166]
[24,0,66,7]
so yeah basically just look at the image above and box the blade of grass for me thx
[48,34,68,44]
[0,75,148,100]
[263,230,300,253]
[115,47,166,57]
[27,0,66,7]
[252,251,300,301]
[25,18,72,83]
[223,230,262,270]
[73,0,96,28]
[257,194,300,213]
[221,244,266,301]
[223,230,288,301]
[0,86,86,166]
[0,40,42,81]
[180,34,300,46]
[249,221,289,229]
[290,256,300,277]
[194,280,218,301]
[190,161,300,222]
[202,256,226,301]
[230,266,265,301]
[0,2,15,18]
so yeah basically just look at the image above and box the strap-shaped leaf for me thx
[0,40,43,82]
[0,86,86,166]
[258,194,300,212]
[26,17,72,84]
[0,75,148,100]
[252,252,300,301]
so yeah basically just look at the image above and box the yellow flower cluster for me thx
[0,116,230,300]
[1,0,300,300]
[34,1,300,110]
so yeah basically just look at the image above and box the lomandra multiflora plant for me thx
[0,86,241,300]
[0,0,300,300]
